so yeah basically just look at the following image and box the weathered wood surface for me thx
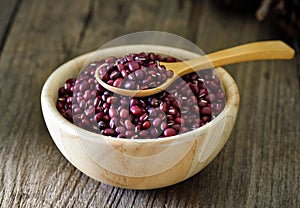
[0,0,18,54]
[0,0,299,207]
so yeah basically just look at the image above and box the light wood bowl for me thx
[41,45,240,190]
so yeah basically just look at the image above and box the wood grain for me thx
[0,0,299,207]
[0,0,19,56]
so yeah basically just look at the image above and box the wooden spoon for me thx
[95,41,295,97]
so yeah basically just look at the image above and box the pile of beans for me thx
[56,52,226,139]
[98,52,174,90]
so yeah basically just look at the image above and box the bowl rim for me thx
[41,45,239,144]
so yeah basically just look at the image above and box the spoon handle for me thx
[173,41,295,76]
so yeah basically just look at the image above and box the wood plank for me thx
[0,0,91,207]
[0,0,19,55]
[0,0,299,207]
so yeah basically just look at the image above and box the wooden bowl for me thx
[41,45,239,190]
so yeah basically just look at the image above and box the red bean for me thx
[172,124,181,131]
[125,55,134,62]
[142,76,152,85]
[98,53,178,91]
[140,113,149,122]
[64,83,71,92]
[94,112,104,122]
[161,122,167,131]
[123,81,136,89]
[120,98,129,106]
[168,107,177,115]
[128,61,140,71]
[117,58,126,65]
[142,121,151,130]
[85,108,94,117]
[116,126,126,134]
[139,130,149,138]
[152,118,162,127]
[109,118,118,128]
[164,128,177,137]
[120,109,129,119]
[135,70,144,80]
[159,102,168,113]
[134,124,142,132]
[56,102,64,110]
[201,107,212,115]
[108,108,118,118]
[103,128,116,136]
[120,70,128,77]
[125,120,134,129]
[198,100,207,107]
[117,134,126,138]
[57,52,226,139]
[125,130,134,137]
[73,107,82,114]
[107,80,114,86]
[202,116,211,123]
[130,105,143,116]
[175,117,184,124]
[117,64,125,71]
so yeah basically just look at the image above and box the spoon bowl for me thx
[95,41,295,97]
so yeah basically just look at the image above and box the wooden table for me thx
[1,0,299,207]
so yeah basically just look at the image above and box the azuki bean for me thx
[163,128,176,137]
[152,118,162,127]
[125,120,134,130]
[130,106,143,116]
[57,52,226,139]
[201,106,212,115]
[139,130,149,138]
[125,130,134,137]
[108,108,118,118]
[116,126,126,134]
[103,128,116,136]
[113,78,123,87]
[142,121,151,130]
[120,109,129,119]
[128,61,140,71]
[124,81,136,89]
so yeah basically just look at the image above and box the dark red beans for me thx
[125,130,134,137]
[125,120,134,130]
[140,113,148,122]
[135,70,144,80]
[142,121,151,130]
[120,109,129,119]
[153,118,162,127]
[103,128,116,136]
[108,108,118,118]
[94,112,104,122]
[128,61,140,71]
[122,81,135,89]
[113,78,123,87]
[164,128,177,137]
[56,52,226,139]
[99,53,175,90]
[201,106,212,115]
[130,106,143,116]
[140,130,149,138]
